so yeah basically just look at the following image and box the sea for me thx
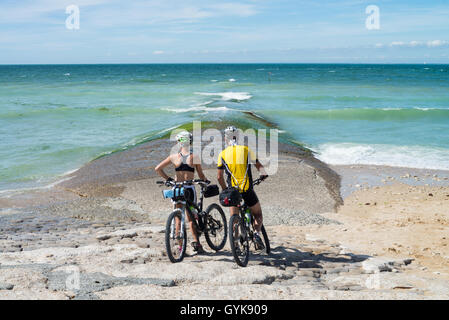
[1,63,449,192]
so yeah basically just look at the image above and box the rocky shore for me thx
[1,136,449,299]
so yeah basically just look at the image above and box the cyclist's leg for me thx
[230,206,239,216]
[184,186,202,247]
[242,189,263,233]
[250,202,263,233]
[185,207,200,243]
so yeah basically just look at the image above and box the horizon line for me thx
[1,62,449,66]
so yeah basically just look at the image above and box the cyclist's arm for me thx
[247,146,266,175]
[217,168,227,190]
[193,154,208,181]
[155,156,172,180]
[217,152,227,190]
[255,159,268,176]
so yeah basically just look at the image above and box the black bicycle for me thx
[227,177,270,267]
[157,179,227,263]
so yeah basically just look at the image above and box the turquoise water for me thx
[1,64,449,191]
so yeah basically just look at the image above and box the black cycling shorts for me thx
[241,189,259,207]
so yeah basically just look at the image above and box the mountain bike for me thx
[157,179,227,263]
[228,177,270,267]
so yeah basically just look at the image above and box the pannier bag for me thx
[162,187,185,201]
[219,187,242,207]
[204,184,220,198]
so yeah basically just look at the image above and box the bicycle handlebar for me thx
[253,175,268,186]
[156,179,210,187]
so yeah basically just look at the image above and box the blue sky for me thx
[1,0,448,64]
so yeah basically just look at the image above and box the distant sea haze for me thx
[1,64,449,191]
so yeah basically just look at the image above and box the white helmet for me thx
[224,126,239,145]
[175,131,192,146]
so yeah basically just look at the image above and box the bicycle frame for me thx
[233,177,267,241]
[169,182,209,238]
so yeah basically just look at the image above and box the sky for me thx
[0,0,448,64]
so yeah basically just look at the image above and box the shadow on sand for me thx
[189,244,370,269]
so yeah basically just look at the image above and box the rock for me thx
[96,229,138,241]
[0,283,14,290]
[329,284,364,291]
[211,267,288,285]
[108,230,138,239]
[96,234,112,241]
[135,239,152,249]
[146,226,165,234]
[120,258,135,264]
[361,257,413,273]
[305,234,325,243]
[326,267,350,274]
[119,238,135,245]
[297,270,317,277]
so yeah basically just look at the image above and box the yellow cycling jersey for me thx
[217,145,257,192]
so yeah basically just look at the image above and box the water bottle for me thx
[245,209,251,226]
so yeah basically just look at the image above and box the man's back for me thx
[217,145,256,192]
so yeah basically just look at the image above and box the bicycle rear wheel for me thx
[229,214,249,267]
[261,225,270,254]
[204,203,227,251]
[165,209,187,263]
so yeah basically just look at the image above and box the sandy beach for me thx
[1,135,449,299]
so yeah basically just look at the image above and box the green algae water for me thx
[1,64,449,191]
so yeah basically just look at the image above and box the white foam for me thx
[0,175,74,197]
[123,125,181,147]
[194,92,252,101]
[315,143,449,170]
[162,106,232,113]
[229,78,236,82]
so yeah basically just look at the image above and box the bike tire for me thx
[229,214,249,267]
[261,224,270,254]
[165,209,187,263]
[204,203,228,251]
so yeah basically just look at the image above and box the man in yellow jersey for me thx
[217,126,268,249]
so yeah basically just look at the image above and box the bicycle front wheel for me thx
[229,214,249,267]
[204,203,227,251]
[165,209,187,263]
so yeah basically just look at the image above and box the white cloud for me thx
[427,40,447,47]
[409,41,423,47]
[153,50,165,55]
[390,41,405,47]
[386,40,448,48]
